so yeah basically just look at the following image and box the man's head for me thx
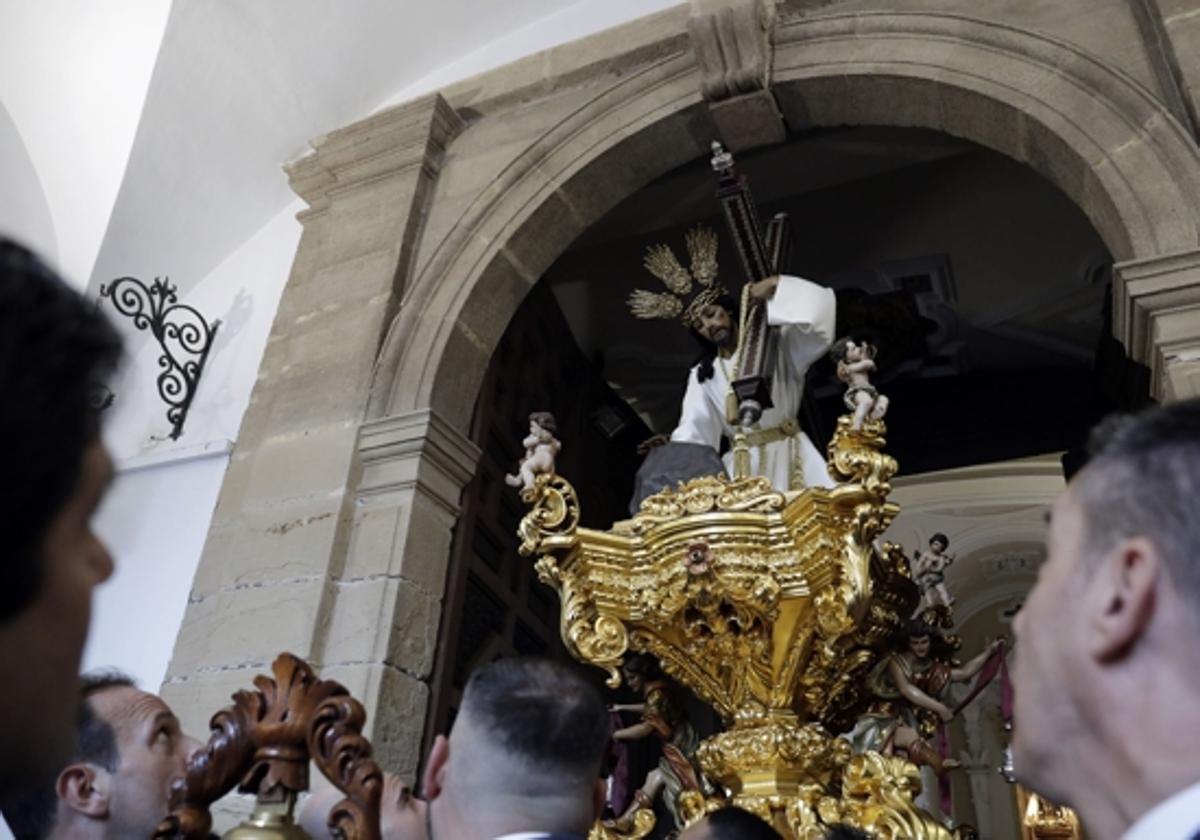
[678,806,782,840]
[1012,400,1200,806]
[0,239,121,792]
[300,773,425,840]
[423,658,610,838]
[693,301,734,348]
[2,671,200,840]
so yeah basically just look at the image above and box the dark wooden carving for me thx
[154,653,382,840]
[711,142,794,425]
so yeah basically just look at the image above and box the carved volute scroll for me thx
[155,654,382,840]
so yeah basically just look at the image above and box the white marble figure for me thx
[830,337,889,431]
[505,411,561,494]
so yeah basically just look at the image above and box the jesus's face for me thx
[696,304,733,347]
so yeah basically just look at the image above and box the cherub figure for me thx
[912,533,955,610]
[505,411,560,494]
[829,337,889,431]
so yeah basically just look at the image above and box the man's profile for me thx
[1,671,201,840]
[1013,399,1200,840]
[0,239,122,795]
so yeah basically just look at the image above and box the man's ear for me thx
[591,777,607,821]
[56,763,110,819]
[1090,536,1159,662]
[422,735,449,801]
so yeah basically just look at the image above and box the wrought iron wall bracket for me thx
[99,276,220,440]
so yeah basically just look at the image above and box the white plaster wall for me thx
[84,449,230,690]
[0,102,57,264]
[84,200,302,705]
[0,0,171,287]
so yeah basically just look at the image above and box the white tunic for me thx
[669,275,837,491]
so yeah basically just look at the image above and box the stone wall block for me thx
[344,489,457,591]
[216,496,348,590]
[1114,248,1200,400]
[166,577,331,676]
[188,520,238,602]
[243,423,359,505]
[319,577,440,679]
[429,322,494,431]
[321,176,420,267]
[274,248,403,325]
[557,101,713,226]
[317,663,431,781]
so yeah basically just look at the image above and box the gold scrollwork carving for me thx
[828,753,956,840]
[589,808,655,840]
[513,413,948,838]
[517,473,581,557]
[628,475,785,533]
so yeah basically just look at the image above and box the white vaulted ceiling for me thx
[0,0,681,292]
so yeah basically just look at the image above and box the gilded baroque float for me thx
[516,413,959,840]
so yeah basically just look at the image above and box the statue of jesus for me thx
[628,225,837,491]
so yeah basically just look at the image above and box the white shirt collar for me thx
[1123,779,1200,840]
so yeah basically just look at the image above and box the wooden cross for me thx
[710,141,793,429]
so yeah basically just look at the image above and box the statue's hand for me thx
[748,275,780,302]
[936,703,954,723]
[636,433,670,455]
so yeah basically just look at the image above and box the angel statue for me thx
[829,337,889,431]
[912,532,956,610]
[845,619,1005,778]
[505,411,561,495]
[605,653,706,833]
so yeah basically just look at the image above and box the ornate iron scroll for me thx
[99,276,219,440]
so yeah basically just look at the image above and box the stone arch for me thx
[770,11,1200,264]
[372,11,1200,432]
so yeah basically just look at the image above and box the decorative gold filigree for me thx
[517,473,581,557]
[696,719,850,792]
[1017,786,1084,840]
[513,416,942,837]
[630,475,785,532]
[825,753,956,840]
[589,808,655,840]
[827,417,898,495]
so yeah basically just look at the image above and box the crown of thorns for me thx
[626,225,728,328]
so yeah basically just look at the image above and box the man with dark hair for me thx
[2,670,201,840]
[1013,399,1200,840]
[678,806,782,839]
[0,239,122,794]
[422,658,610,839]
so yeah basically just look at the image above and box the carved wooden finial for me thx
[155,654,383,840]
